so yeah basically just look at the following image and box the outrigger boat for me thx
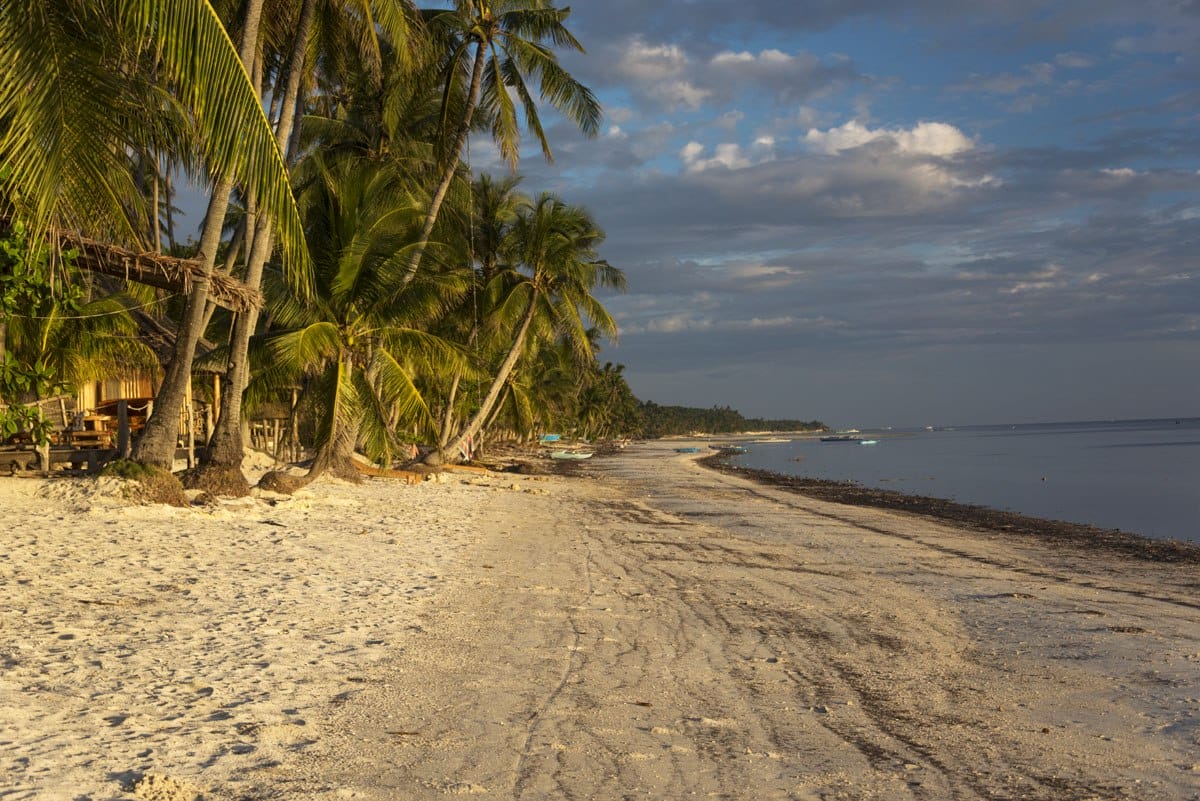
[550,450,593,460]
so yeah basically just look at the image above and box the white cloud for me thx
[680,141,755,172]
[617,38,688,82]
[657,118,1000,220]
[612,37,710,111]
[604,37,861,115]
[804,120,975,157]
[711,48,802,70]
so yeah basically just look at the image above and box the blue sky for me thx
[470,0,1200,427]
[171,3,1197,427]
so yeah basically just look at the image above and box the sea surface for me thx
[728,418,1200,543]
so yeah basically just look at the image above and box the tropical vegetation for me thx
[0,0,653,491]
[637,402,826,439]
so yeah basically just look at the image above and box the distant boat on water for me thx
[674,447,703,453]
[820,435,859,442]
[859,440,879,446]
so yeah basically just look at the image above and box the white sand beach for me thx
[3,442,1199,800]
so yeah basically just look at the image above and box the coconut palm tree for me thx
[200,0,423,490]
[0,0,302,256]
[258,156,464,487]
[433,173,525,448]
[434,192,623,464]
[399,0,601,286]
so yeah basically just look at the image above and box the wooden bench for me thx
[69,429,115,448]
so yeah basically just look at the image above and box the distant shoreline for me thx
[698,451,1200,565]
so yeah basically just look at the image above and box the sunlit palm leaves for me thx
[440,191,624,458]
[263,156,465,469]
[426,0,600,167]
[0,0,307,271]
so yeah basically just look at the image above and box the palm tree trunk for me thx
[311,356,361,481]
[163,171,176,251]
[205,0,314,474]
[437,327,478,447]
[437,370,462,449]
[152,170,162,252]
[482,383,510,435]
[435,294,537,464]
[131,181,233,469]
[400,41,487,287]
[131,0,265,470]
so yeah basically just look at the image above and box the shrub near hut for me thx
[0,223,81,458]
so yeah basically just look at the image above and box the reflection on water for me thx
[733,418,1200,543]
[1097,441,1200,449]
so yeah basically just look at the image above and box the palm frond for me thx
[0,0,310,284]
[268,322,342,372]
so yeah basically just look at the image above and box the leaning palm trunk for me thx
[258,358,361,493]
[437,369,462,449]
[437,327,479,448]
[202,0,315,488]
[400,42,487,287]
[480,383,511,443]
[258,421,359,493]
[433,295,536,464]
[132,180,234,469]
[132,0,266,470]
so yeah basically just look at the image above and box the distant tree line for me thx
[635,401,825,439]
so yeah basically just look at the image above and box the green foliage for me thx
[0,223,83,316]
[0,223,81,444]
[100,458,157,481]
[637,401,825,439]
[0,0,309,276]
[260,155,463,467]
[426,0,601,168]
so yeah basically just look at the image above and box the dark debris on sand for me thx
[700,453,1200,565]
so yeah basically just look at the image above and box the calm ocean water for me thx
[729,418,1200,543]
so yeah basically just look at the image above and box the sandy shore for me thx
[3,442,1199,800]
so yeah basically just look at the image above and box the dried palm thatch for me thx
[67,234,262,312]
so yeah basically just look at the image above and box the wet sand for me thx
[3,442,1199,799]
[698,452,1200,565]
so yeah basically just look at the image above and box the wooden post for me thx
[117,400,131,458]
[185,380,195,468]
[289,387,299,462]
[36,404,50,477]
